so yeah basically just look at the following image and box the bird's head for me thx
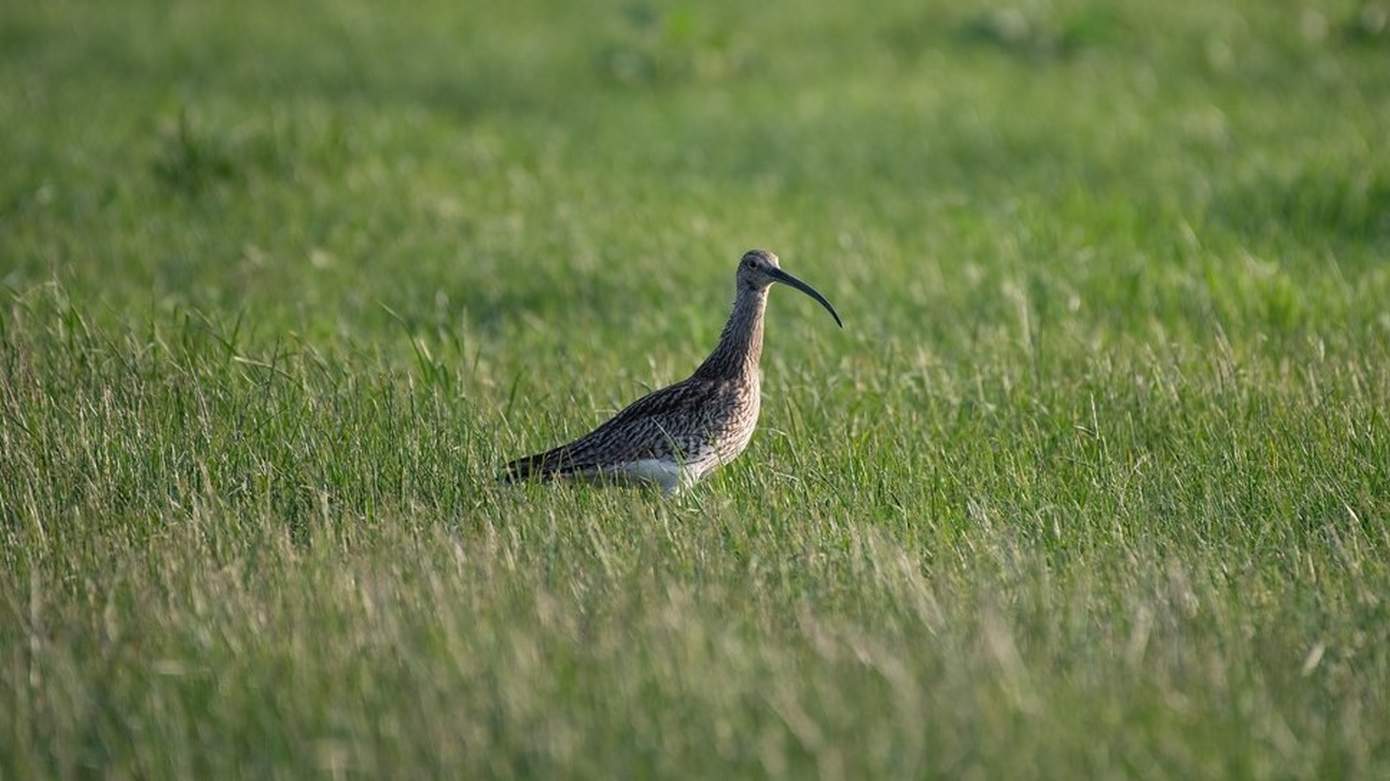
[737,249,842,328]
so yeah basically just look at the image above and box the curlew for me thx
[502,249,842,495]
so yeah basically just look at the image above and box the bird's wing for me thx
[502,377,720,480]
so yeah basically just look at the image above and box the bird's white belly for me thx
[609,457,713,496]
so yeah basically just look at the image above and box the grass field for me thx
[3,0,1390,777]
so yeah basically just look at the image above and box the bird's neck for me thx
[694,284,766,380]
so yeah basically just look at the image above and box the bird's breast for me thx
[709,377,760,462]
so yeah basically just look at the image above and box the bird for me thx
[501,249,842,495]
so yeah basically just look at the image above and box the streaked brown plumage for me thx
[502,249,841,494]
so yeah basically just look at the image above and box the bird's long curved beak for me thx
[769,268,843,328]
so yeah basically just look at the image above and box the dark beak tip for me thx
[772,266,842,330]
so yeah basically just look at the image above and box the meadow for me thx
[2,0,1389,777]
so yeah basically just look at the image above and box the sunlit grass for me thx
[3,0,1389,777]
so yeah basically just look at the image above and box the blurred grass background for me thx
[2,0,1389,777]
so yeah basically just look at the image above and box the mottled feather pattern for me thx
[501,374,759,481]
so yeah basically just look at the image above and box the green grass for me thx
[3,0,1390,777]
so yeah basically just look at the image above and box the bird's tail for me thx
[498,446,583,483]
